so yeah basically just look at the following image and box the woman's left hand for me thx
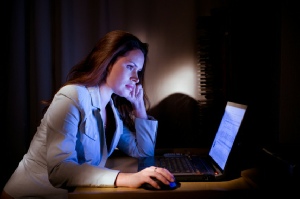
[126,84,144,106]
[126,84,147,119]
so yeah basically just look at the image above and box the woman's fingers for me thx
[146,166,175,184]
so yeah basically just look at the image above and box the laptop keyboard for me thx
[153,155,215,174]
[154,156,208,173]
[190,156,215,174]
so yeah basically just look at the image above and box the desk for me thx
[68,155,259,199]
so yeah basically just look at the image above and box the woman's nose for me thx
[131,73,139,83]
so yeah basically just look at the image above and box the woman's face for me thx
[106,49,144,98]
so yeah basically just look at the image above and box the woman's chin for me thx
[116,92,130,99]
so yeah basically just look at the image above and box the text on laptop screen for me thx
[208,103,246,170]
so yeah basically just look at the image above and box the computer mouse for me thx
[141,177,181,190]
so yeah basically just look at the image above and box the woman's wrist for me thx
[132,102,147,119]
[115,172,132,187]
[132,109,147,119]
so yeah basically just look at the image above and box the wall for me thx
[128,0,199,106]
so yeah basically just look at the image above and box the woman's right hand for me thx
[115,166,175,189]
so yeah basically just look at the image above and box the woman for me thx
[1,30,174,199]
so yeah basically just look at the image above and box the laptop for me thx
[138,101,247,182]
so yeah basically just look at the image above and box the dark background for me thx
[1,0,299,192]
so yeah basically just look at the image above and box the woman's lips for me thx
[126,84,134,91]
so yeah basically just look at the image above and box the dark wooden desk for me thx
[68,154,259,199]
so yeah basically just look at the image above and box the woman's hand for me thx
[115,166,175,189]
[125,84,147,119]
[126,84,143,105]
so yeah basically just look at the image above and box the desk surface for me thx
[68,154,259,199]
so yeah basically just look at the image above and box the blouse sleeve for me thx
[117,117,158,157]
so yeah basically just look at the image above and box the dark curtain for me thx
[2,0,114,190]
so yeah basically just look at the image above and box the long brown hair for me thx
[43,30,150,131]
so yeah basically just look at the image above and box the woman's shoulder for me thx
[58,84,88,96]
[55,85,102,111]
[56,84,92,104]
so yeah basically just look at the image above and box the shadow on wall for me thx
[148,93,213,149]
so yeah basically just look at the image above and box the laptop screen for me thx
[208,102,247,170]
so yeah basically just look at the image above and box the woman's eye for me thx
[127,65,134,70]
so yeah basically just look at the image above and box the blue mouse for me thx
[141,177,181,190]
